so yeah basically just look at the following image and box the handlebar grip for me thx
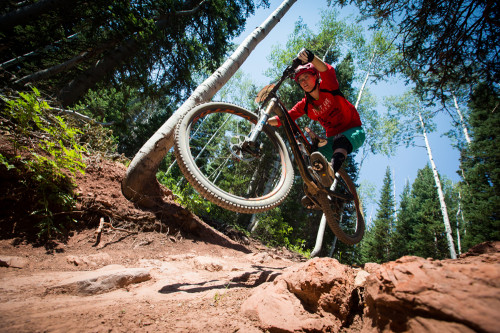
[291,57,302,69]
[283,58,303,79]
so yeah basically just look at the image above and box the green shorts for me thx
[318,126,365,159]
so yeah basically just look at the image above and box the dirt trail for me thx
[0,229,302,332]
[0,141,308,332]
[1,152,499,333]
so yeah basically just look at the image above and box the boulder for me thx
[192,256,224,272]
[47,264,151,295]
[242,242,500,333]
[0,255,28,268]
[241,258,358,332]
[362,244,500,333]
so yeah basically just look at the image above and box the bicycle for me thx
[173,58,365,245]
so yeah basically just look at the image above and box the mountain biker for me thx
[267,48,365,207]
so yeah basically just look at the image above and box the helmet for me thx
[294,63,318,82]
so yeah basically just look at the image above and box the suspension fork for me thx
[240,97,276,156]
[244,96,321,194]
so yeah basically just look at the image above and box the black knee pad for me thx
[332,135,353,154]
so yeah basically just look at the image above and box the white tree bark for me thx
[355,49,376,109]
[418,111,457,259]
[122,0,298,206]
[392,168,398,223]
[456,192,464,255]
[452,92,472,145]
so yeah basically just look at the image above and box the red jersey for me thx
[275,63,362,137]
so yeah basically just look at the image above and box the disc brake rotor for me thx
[228,135,256,162]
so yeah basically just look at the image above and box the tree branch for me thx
[0,0,68,30]
[176,0,208,16]
[51,107,114,126]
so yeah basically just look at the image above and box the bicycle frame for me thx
[242,60,354,203]
[172,58,365,244]
[243,61,325,200]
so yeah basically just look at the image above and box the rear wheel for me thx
[174,102,294,214]
[320,169,365,245]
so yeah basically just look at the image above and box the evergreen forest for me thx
[0,0,498,264]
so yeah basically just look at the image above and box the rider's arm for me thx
[268,99,307,127]
[311,56,327,72]
[297,48,327,72]
[298,49,340,90]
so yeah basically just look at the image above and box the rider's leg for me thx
[303,127,365,209]
[330,126,368,173]
[310,135,347,187]
[332,149,347,174]
[329,134,352,174]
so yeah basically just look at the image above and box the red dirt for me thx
[0,155,304,332]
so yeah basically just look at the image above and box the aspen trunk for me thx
[355,49,376,109]
[418,111,457,259]
[452,92,472,144]
[122,0,298,207]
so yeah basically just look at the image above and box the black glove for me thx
[297,48,315,64]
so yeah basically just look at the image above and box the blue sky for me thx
[231,0,462,223]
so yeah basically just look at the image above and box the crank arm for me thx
[326,188,354,201]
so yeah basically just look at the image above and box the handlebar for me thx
[291,57,303,69]
[282,57,303,78]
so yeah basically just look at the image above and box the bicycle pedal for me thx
[301,195,321,210]
[307,166,322,185]
[312,161,324,171]
[310,155,334,188]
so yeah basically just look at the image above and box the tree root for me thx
[93,217,138,247]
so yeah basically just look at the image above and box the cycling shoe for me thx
[310,152,334,188]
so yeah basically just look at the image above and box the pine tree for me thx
[1,0,263,105]
[361,167,395,263]
[460,82,500,248]
[407,165,450,259]
[391,180,412,259]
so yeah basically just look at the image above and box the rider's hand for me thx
[268,117,279,127]
[297,48,315,64]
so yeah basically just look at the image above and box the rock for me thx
[47,265,151,295]
[241,257,356,332]
[362,251,500,333]
[242,279,335,332]
[192,256,224,272]
[460,240,500,258]
[246,252,271,264]
[282,258,356,320]
[0,256,28,268]
[354,269,370,287]
[66,253,112,267]
[242,242,500,333]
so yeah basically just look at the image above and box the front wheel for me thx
[174,102,294,214]
[320,169,365,245]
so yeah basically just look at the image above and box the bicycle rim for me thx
[174,102,294,214]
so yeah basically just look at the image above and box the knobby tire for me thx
[320,169,365,245]
[174,102,294,214]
